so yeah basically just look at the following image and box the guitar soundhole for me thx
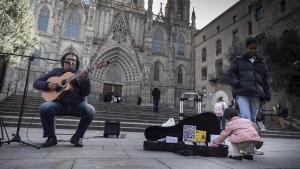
[61,80,66,86]
[55,79,67,93]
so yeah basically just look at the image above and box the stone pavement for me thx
[0,127,300,169]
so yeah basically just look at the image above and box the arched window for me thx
[33,48,41,66]
[37,6,50,32]
[216,39,222,55]
[112,13,127,43]
[202,47,207,62]
[153,62,160,81]
[152,28,165,55]
[178,66,183,84]
[178,0,184,20]
[177,34,185,56]
[65,11,81,38]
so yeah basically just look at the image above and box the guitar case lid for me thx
[143,112,228,157]
[144,112,221,143]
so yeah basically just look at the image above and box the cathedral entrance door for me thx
[103,83,112,102]
[103,83,123,102]
[113,84,122,97]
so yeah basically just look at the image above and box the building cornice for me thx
[194,0,245,37]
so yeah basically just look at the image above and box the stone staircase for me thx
[0,94,179,132]
[0,94,299,139]
[260,116,300,139]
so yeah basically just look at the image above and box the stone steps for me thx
[3,121,145,132]
[0,106,177,118]
[0,95,178,132]
[1,116,155,132]
[0,111,176,124]
[260,130,300,139]
[2,115,159,127]
[1,94,300,139]
[0,100,178,114]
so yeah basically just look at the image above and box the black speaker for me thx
[103,120,120,138]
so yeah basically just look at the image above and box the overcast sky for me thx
[144,0,239,29]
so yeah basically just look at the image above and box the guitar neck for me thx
[65,61,110,83]
[66,66,94,83]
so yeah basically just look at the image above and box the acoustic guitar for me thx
[42,61,111,101]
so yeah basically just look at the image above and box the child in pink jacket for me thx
[212,108,263,160]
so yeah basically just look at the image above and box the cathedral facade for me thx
[3,0,196,108]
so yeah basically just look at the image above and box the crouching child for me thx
[212,108,263,160]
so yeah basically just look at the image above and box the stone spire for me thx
[191,7,196,29]
[147,0,153,12]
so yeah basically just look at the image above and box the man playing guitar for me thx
[33,52,95,148]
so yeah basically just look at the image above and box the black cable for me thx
[25,103,42,145]
[41,59,60,65]
[57,134,105,142]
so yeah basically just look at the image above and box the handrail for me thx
[5,80,18,99]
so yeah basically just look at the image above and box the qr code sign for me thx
[183,125,196,142]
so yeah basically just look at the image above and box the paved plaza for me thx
[0,127,300,169]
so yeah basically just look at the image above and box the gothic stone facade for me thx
[2,0,196,108]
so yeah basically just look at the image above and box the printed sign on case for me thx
[166,136,178,143]
[209,134,220,146]
[210,134,219,143]
[195,130,206,143]
[183,125,196,142]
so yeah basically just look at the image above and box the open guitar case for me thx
[143,92,228,157]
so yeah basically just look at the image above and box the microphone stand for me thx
[0,52,60,149]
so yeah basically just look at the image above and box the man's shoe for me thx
[41,135,57,148]
[229,155,242,160]
[70,135,83,147]
[243,155,253,160]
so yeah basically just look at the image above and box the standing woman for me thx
[228,37,271,154]
[228,37,271,123]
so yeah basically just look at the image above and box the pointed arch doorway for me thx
[102,63,124,102]
[91,47,142,104]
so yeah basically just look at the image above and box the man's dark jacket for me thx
[228,53,271,101]
[33,68,91,107]
[152,88,160,100]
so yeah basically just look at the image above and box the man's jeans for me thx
[153,99,160,112]
[39,101,95,138]
[236,95,260,123]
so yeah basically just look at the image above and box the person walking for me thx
[152,87,160,112]
[213,97,228,130]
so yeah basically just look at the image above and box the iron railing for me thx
[5,80,18,100]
